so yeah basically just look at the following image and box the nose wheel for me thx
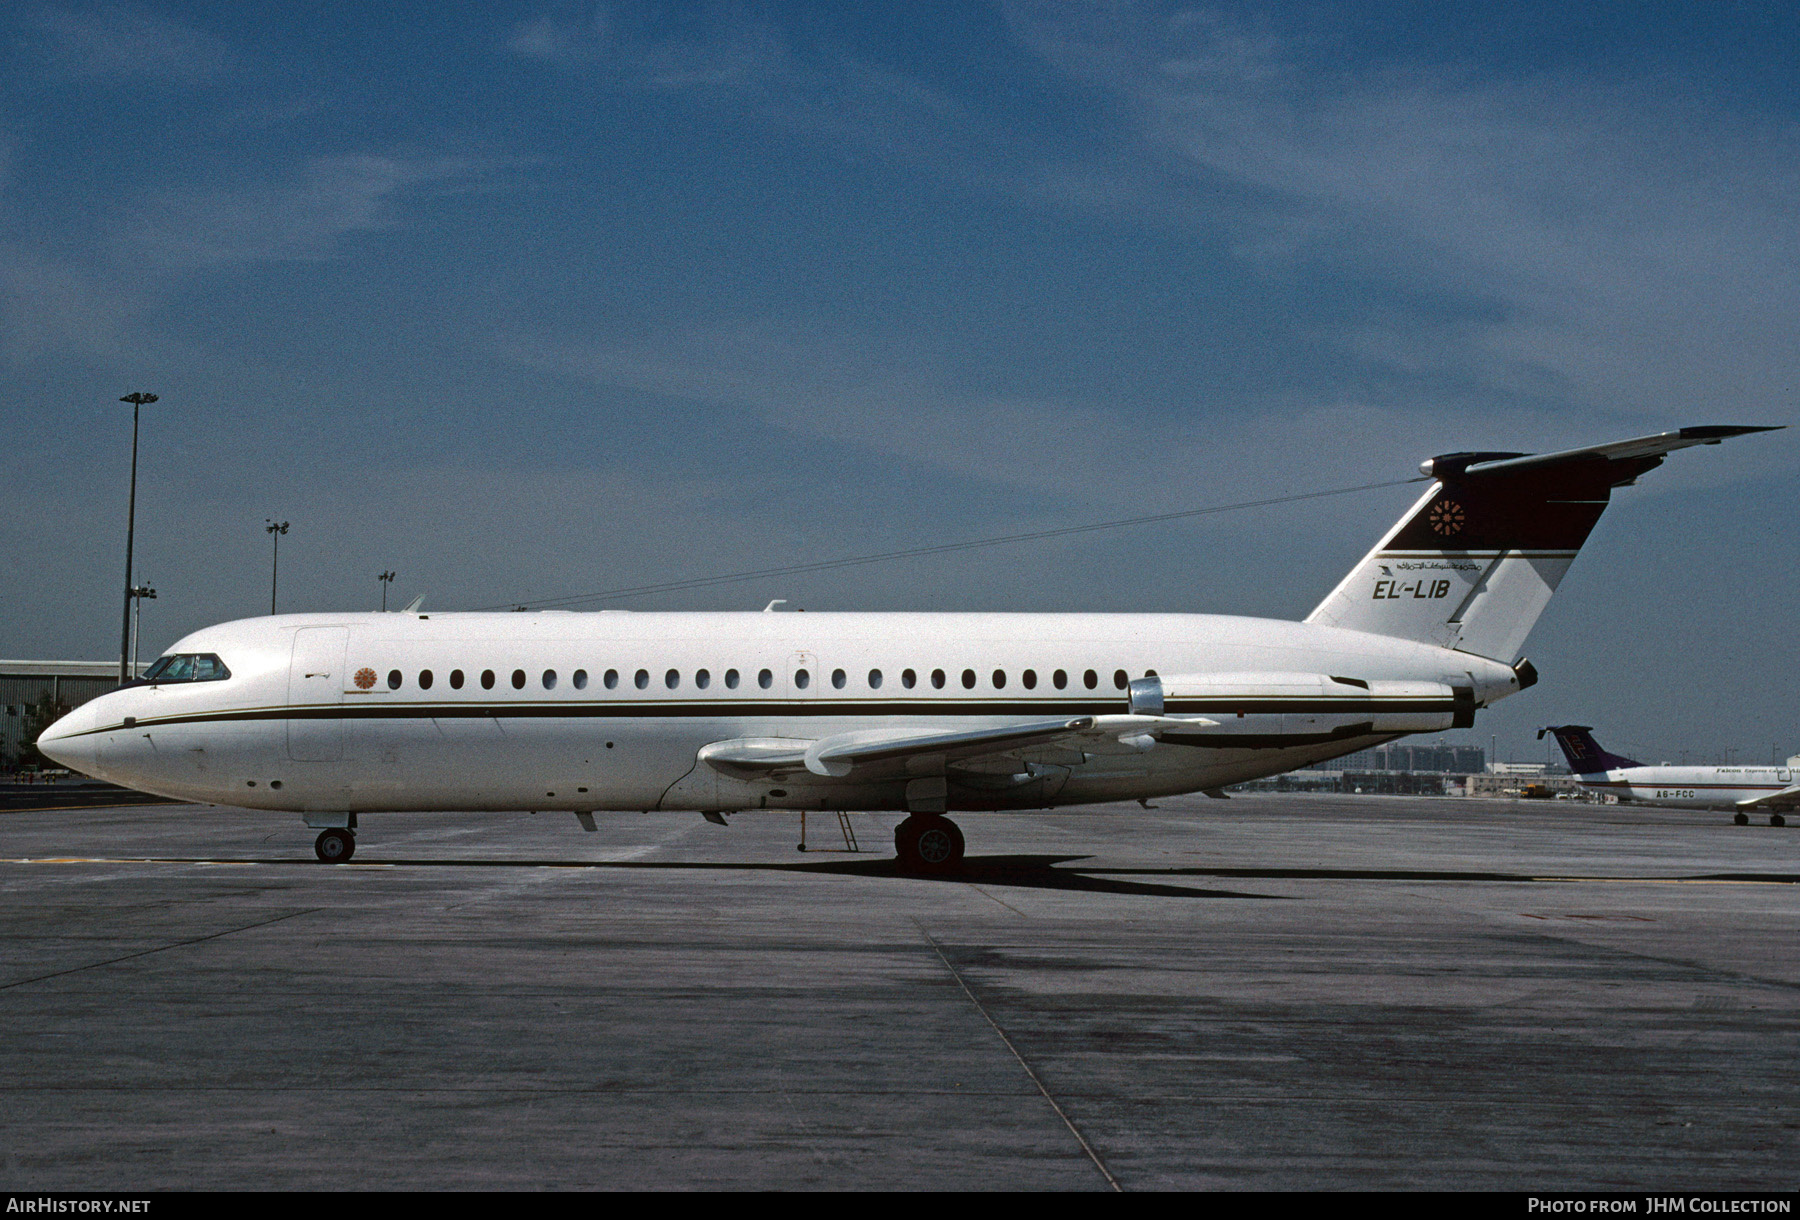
[314,828,356,863]
[894,815,964,873]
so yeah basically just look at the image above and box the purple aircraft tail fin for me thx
[1538,725,1641,774]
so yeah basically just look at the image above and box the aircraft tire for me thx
[315,828,356,863]
[894,814,964,873]
[1772,814,1786,828]
[1733,812,1750,826]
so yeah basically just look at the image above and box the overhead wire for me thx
[484,474,1432,611]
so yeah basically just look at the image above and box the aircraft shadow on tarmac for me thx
[781,853,1286,899]
[56,852,1275,899]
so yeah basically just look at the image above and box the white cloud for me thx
[118,155,487,271]
[506,4,786,90]
[1002,3,1800,427]
[0,242,136,364]
[501,319,1591,515]
[17,3,228,79]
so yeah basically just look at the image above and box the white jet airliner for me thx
[37,425,1778,867]
[1540,725,1800,826]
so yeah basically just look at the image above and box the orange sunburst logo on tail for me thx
[1428,500,1465,535]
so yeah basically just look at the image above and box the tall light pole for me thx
[265,520,289,615]
[378,570,396,612]
[130,584,157,677]
[118,392,158,685]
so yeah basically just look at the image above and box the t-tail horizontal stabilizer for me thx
[1537,725,1643,775]
[1305,425,1782,661]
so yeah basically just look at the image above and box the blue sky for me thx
[1,1,1794,764]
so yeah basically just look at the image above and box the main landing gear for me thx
[314,827,356,863]
[894,814,965,873]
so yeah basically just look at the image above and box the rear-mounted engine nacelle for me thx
[1128,671,1483,732]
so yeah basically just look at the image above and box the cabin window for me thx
[868,669,882,689]
[1022,669,1036,690]
[419,670,434,690]
[795,669,811,690]
[604,669,619,689]
[758,669,773,689]
[931,669,946,689]
[992,669,1006,689]
[1113,669,1128,690]
[1053,670,1067,689]
[387,670,402,690]
[512,669,527,690]
[665,669,680,690]
[961,669,976,689]
[725,669,740,689]
[831,668,846,689]
[1082,669,1097,690]
[450,670,465,689]
[573,669,588,690]
[542,670,557,690]
[901,669,916,689]
[481,670,496,690]
[635,669,649,690]
[696,669,711,689]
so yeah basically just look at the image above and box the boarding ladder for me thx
[797,809,860,853]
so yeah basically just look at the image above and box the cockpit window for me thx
[143,653,231,683]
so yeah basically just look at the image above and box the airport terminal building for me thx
[1227,743,1587,798]
[2,660,140,770]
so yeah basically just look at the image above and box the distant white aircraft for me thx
[39,426,1778,867]
[1540,724,1799,826]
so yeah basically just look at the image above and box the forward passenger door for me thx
[287,627,347,762]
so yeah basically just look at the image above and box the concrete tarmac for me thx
[0,794,1794,1191]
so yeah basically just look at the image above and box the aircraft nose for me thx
[35,706,97,775]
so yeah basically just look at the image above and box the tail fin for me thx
[1538,724,1642,774]
[1305,426,1780,660]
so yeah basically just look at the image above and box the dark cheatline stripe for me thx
[1629,783,1783,792]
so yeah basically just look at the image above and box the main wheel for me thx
[314,828,355,863]
[1772,814,1787,828]
[1733,812,1749,826]
[894,815,964,872]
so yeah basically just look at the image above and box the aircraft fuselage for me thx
[1571,765,1798,810]
[41,609,1521,817]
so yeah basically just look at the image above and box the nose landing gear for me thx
[314,827,356,863]
[894,814,964,873]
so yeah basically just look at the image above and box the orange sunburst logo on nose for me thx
[1428,500,1465,535]
[353,667,377,690]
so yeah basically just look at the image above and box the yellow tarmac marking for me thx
[1,804,171,814]
[1,857,393,868]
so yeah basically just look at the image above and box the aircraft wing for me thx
[700,714,1219,780]
[1736,784,1800,810]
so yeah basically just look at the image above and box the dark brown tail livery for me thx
[1306,426,1780,662]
